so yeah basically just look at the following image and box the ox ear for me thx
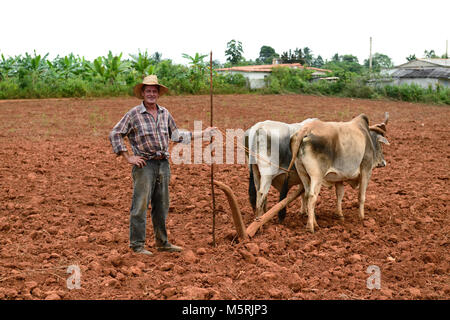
[377,135,390,145]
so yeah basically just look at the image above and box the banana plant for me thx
[0,54,19,79]
[103,51,128,83]
[47,53,86,79]
[130,50,155,78]
[14,51,49,87]
[182,52,208,92]
[182,52,208,72]
[18,51,48,74]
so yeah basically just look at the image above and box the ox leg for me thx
[300,193,307,215]
[296,160,309,216]
[256,175,272,218]
[358,171,371,220]
[250,164,261,215]
[335,182,345,221]
[263,197,268,213]
[306,179,321,233]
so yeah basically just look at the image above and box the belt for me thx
[151,155,167,160]
[141,151,167,160]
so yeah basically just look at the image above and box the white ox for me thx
[244,119,315,221]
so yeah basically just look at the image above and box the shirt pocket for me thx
[134,123,153,138]
[158,126,170,140]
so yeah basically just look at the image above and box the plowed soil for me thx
[0,94,448,300]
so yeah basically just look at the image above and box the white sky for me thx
[1,0,449,66]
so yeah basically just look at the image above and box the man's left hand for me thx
[203,127,218,138]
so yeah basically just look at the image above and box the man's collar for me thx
[139,102,162,114]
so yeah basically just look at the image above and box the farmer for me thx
[109,75,216,255]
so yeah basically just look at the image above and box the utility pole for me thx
[369,37,373,70]
[446,40,448,58]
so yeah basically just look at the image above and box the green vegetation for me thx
[265,67,449,105]
[0,42,449,105]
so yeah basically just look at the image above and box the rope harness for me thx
[215,127,291,173]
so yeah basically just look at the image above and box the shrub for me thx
[268,77,281,94]
[59,78,88,97]
[342,82,376,99]
[0,79,20,99]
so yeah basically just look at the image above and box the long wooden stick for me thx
[210,51,217,246]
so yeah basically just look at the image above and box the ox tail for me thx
[278,173,290,222]
[248,165,256,212]
[287,127,308,173]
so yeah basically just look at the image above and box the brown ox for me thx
[287,113,390,233]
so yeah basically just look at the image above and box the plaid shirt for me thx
[109,102,191,159]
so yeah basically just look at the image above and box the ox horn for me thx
[383,112,389,126]
[370,112,389,135]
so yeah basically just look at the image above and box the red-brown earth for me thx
[0,94,448,300]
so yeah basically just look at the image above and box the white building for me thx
[381,58,450,89]
[216,62,331,89]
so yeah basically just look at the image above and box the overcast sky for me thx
[1,0,448,67]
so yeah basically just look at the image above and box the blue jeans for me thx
[129,159,171,250]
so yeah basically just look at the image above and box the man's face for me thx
[142,85,159,105]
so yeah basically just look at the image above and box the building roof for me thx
[418,58,450,67]
[391,67,450,79]
[216,63,331,74]
[396,58,450,69]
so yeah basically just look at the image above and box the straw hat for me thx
[133,75,169,98]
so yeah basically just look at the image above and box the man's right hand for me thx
[127,155,147,168]
[120,151,147,168]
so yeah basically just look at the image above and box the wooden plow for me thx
[208,51,302,242]
[213,180,303,240]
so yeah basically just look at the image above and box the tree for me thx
[257,45,279,64]
[406,54,417,62]
[225,40,244,65]
[302,47,313,66]
[281,48,302,64]
[364,53,394,71]
[341,54,359,64]
[312,55,324,68]
[424,50,438,58]
[280,50,293,63]
[152,52,162,64]
[331,53,340,62]
[323,53,363,74]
